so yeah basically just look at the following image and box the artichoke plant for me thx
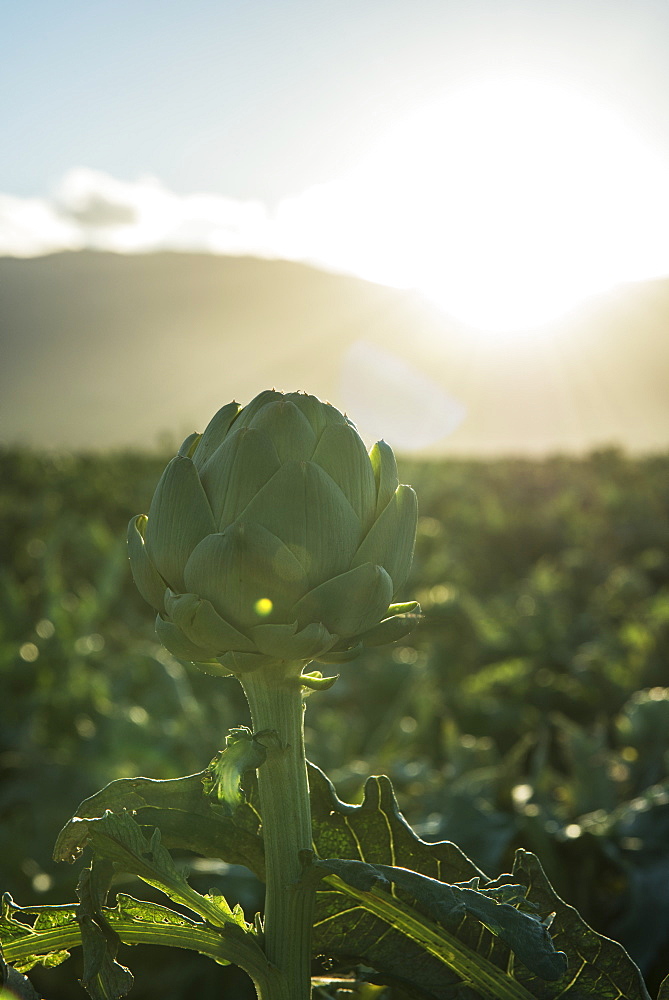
[128,390,419,675]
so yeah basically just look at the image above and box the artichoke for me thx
[128,390,419,675]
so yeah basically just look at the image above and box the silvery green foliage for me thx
[128,391,419,675]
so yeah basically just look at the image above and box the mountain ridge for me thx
[2,250,668,454]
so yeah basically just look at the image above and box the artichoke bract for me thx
[128,390,419,676]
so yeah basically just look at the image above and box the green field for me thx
[2,447,669,998]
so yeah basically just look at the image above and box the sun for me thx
[337,77,669,336]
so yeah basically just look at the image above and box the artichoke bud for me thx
[128,390,420,675]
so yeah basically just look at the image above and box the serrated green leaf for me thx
[7,948,72,976]
[305,765,653,1000]
[105,892,267,973]
[41,758,659,1000]
[1,896,40,945]
[488,849,654,1000]
[0,957,42,999]
[134,803,264,878]
[32,909,78,932]
[0,895,75,974]
[78,914,134,1000]
[202,728,268,812]
[0,895,273,994]
[113,894,198,927]
[73,811,253,934]
[77,860,134,1000]
[204,891,249,931]
[301,856,566,981]
[54,772,210,863]
[52,763,266,880]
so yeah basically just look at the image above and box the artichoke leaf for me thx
[315,642,363,664]
[184,523,308,629]
[191,401,241,469]
[246,399,317,463]
[191,660,236,678]
[250,620,336,659]
[358,611,421,648]
[178,432,201,458]
[284,392,348,438]
[218,649,279,674]
[164,590,200,622]
[388,600,420,615]
[292,562,393,637]
[127,515,167,613]
[199,426,281,529]
[238,460,360,586]
[311,423,377,534]
[300,670,340,691]
[230,390,284,430]
[369,439,399,516]
[352,484,418,597]
[144,456,217,592]
[155,614,220,662]
[164,591,256,653]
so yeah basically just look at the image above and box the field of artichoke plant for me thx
[1,395,669,1000]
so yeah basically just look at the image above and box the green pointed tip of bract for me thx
[358,606,422,647]
[300,670,340,691]
[127,515,167,613]
[178,432,201,459]
[128,389,418,675]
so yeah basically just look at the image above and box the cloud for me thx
[0,166,402,280]
[0,167,393,294]
[57,171,140,228]
[0,192,83,257]
[3,120,669,334]
[0,168,278,259]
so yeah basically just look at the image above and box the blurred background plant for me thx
[2,445,668,998]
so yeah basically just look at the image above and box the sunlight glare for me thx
[340,78,669,335]
[340,341,466,451]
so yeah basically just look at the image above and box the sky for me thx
[3,0,669,332]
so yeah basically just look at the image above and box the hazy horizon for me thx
[3,250,669,457]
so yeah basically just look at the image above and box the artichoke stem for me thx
[241,666,315,1000]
